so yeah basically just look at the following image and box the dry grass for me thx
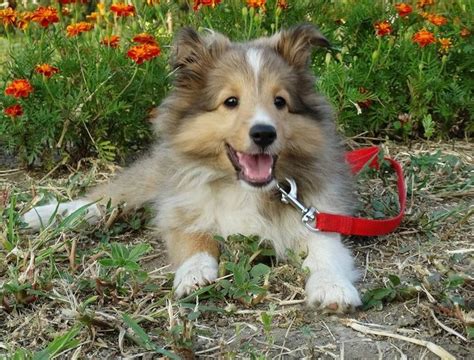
[0,141,472,359]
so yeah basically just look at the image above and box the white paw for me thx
[22,200,101,231]
[173,252,218,298]
[306,271,362,312]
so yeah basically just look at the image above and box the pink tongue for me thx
[236,152,273,182]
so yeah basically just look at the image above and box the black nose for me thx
[249,124,277,148]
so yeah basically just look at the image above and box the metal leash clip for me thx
[276,178,319,232]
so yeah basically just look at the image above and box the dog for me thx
[23,24,362,312]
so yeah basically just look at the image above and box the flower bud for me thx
[371,50,379,62]
[241,6,248,18]
[325,52,332,66]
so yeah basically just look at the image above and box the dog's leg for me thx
[164,230,220,298]
[303,232,361,312]
[23,154,162,231]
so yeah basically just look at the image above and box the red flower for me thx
[35,64,60,77]
[193,0,221,11]
[374,21,392,36]
[0,7,17,27]
[110,3,136,17]
[127,44,161,64]
[133,33,157,45]
[277,0,289,10]
[4,104,23,118]
[101,35,120,48]
[246,0,266,9]
[5,79,33,98]
[66,21,94,37]
[427,14,447,26]
[412,28,435,47]
[31,6,59,27]
[395,3,412,17]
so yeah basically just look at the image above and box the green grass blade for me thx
[122,313,180,360]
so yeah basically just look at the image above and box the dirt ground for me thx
[0,141,472,359]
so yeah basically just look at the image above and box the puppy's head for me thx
[162,25,332,190]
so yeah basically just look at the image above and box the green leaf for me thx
[388,275,401,287]
[98,258,117,268]
[371,288,394,300]
[128,243,152,262]
[110,243,126,261]
[250,263,271,279]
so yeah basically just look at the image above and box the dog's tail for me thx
[23,153,162,231]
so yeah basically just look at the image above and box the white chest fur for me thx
[156,181,308,257]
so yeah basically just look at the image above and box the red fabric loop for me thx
[315,147,406,236]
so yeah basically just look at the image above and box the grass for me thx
[0,141,473,358]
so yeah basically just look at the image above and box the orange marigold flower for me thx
[32,6,59,27]
[127,44,160,64]
[86,12,100,22]
[438,37,452,53]
[66,21,94,37]
[417,0,434,8]
[4,104,23,118]
[395,3,412,17]
[15,11,33,30]
[193,0,221,11]
[133,33,157,45]
[246,0,266,9]
[101,35,120,48]
[0,7,17,27]
[277,0,288,10]
[35,64,60,77]
[460,28,471,38]
[5,79,33,98]
[374,21,392,36]
[427,14,447,26]
[110,3,136,17]
[412,28,435,47]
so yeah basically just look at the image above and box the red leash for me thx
[277,146,406,236]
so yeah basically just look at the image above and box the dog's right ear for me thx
[171,27,230,87]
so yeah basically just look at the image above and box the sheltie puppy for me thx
[24,24,362,312]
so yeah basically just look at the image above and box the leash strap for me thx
[315,146,406,236]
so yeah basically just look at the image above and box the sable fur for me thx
[25,25,362,311]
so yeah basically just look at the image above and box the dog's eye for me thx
[224,97,239,108]
[274,96,287,109]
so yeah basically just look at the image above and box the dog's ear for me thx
[273,24,329,69]
[171,27,230,86]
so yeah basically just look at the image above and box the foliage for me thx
[311,0,473,139]
[0,1,169,167]
[0,1,472,168]
[362,274,418,310]
[98,242,151,290]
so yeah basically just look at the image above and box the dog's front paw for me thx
[173,252,218,298]
[306,272,362,313]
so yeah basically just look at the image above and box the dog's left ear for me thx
[273,24,330,69]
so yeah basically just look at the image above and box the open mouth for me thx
[226,144,277,187]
